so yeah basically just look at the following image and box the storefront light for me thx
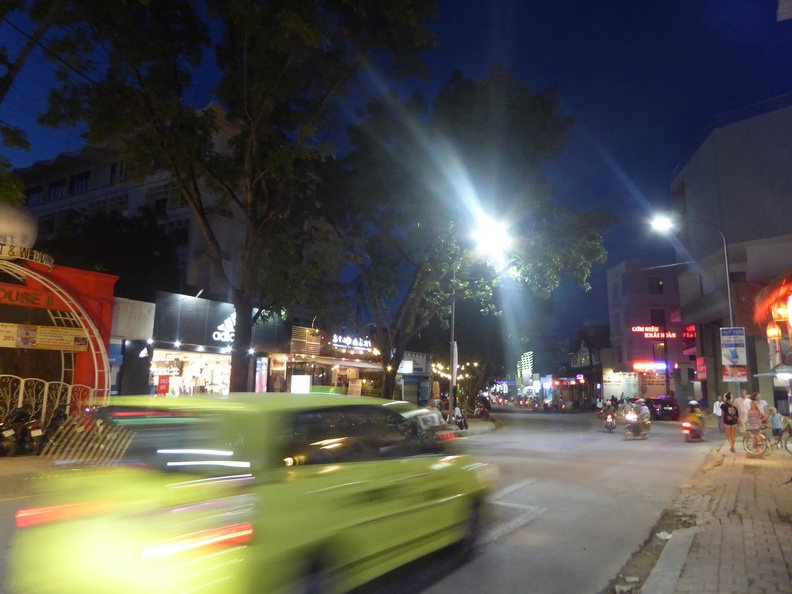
[248,348,254,354]
[174,340,181,348]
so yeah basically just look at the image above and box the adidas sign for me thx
[212,312,236,343]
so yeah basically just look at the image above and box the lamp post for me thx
[650,215,734,327]
[449,216,512,410]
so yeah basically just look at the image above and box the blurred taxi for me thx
[8,393,497,594]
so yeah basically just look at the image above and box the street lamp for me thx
[650,215,735,327]
[449,216,512,409]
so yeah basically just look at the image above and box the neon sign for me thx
[633,361,667,372]
[631,326,677,339]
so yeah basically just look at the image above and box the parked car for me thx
[647,395,681,421]
[9,393,497,594]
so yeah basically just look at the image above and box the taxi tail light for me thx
[437,431,459,441]
[142,523,254,558]
[16,499,115,529]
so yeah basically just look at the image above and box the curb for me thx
[639,527,697,594]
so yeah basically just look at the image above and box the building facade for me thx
[669,104,792,410]
[606,260,686,400]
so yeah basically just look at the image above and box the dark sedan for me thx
[647,395,680,420]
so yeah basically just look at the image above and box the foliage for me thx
[325,66,616,398]
[36,209,182,301]
[34,0,439,390]
[0,0,70,205]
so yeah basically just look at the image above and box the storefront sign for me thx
[720,327,747,382]
[630,326,677,339]
[331,334,372,352]
[0,322,88,351]
[0,283,57,309]
[633,361,667,372]
[0,243,54,267]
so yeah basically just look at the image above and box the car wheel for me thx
[300,554,334,594]
[455,500,482,563]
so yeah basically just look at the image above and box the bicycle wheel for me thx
[744,432,768,456]
[784,430,792,455]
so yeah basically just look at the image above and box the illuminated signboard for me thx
[633,361,667,372]
[630,326,677,339]
[331,334,373,352]
[682,325,696,339]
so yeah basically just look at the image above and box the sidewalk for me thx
[641,431,792,594]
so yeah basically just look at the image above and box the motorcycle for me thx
[38,404,69,455]
[604,413,616,433]
[624,411,650,440]
[6,405,44,456]
[0,414,16,456]
[681,418,705,442]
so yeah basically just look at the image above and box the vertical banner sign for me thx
[720,327,747,382]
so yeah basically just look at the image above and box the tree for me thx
[35,0,439,391]
[326,66,616,398]
[36,209,182,301]
[0,0,66,204]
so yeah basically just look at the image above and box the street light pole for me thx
[650,216,735,327]
[450,269,457,409]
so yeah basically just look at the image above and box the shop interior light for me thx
[174,341,181,348]
[147,338,153,344]
[767,321,783,340]
[771,301,789,322]
[248,348,254,355]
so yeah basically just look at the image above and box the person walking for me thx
[755,393,768,416]
[747,393,768,434]
[713,394,723,433]
[735,389,752,435]
[768,406,785,449]
[720,392,739,453]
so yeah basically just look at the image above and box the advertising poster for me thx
[720,327,748,382]
[0,323,89,351]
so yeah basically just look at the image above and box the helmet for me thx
[635,398,645,405]
[688,400,700,408]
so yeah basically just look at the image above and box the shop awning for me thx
[289,354,382,371]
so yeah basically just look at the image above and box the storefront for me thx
[119,291,291,395]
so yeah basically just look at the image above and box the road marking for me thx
[480,506,546,545]
[490,478,535,500]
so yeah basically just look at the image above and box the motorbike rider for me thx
[683,400,706,435]
[634,398,651,435]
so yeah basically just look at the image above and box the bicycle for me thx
[743,426,769,456]
[781,424,792,455]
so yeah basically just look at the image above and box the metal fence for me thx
[0,375,103,428]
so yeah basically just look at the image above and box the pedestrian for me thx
[747,393,768,434]
[754,393,768,416]
[720,392,739,452]
[712,394,723,433]
[735,389,752,435]
[768,406,785,449]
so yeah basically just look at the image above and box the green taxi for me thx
[9,393,497,594]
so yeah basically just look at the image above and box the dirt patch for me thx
[599,508,697,594]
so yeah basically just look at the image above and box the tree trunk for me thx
[382,369,398,400]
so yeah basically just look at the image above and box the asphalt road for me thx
[363,407,714,594]
[0,409,714,594]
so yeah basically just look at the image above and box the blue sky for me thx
[5,0,792,337]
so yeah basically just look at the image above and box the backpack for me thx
[723,403,738,424]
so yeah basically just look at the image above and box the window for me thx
[648,276,664,295]
[48,179,66,202]
[652,343,667,362]
[25,186,43,207]
[280,405,435,466]
[69,171,90,195]
[109,161,125,184]
[650,308,666,327]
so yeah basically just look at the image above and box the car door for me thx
[252,404,464,590]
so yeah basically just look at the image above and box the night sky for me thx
[5,0,792,337]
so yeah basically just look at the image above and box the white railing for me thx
[0,375,103,428]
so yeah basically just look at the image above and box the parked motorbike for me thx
[0,414,16,456]
[6,405,43,455]
[38,404,69,455]
[624,411,650,440]
[604,413,616,433]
